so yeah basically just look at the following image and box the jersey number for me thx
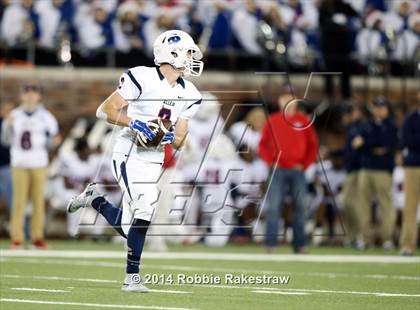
[205,169,220,183]
[158,106,171,120]
[21,131,32,150]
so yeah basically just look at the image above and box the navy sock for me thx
[92,197,126,238]
[126,218,150,274]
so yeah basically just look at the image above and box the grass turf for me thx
[0,240,419,310]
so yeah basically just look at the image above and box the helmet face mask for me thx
[154,30,204,77]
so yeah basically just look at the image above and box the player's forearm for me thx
[173,118,189,149]
[104,110,131,127]
[97,91,131,127]
[173,134,187,149]
[97,103,130,127]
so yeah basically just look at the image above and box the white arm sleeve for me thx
[116,71,142,101]
[179,99,202,120]
[96,102,107,120]
[46,113,59,150]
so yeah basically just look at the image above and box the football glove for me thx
[161,131,175,145]
[129,119,157,142]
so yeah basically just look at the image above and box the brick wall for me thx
[1,67,417,137]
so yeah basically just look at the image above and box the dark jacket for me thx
[319,0,358,56]
[0,118,10,167]
[359,118,398,173]
[402,109,420,167]
[344,120,362,172]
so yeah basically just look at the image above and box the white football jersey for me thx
[114,66,202,163]
[229,121,261,152]
[59,152,101,191]
[9,105,58,168]
[230,158,268,209]
[320,162,346,209]
[392,165,405,210]
[189,116,224,157]
[191,158,236,213]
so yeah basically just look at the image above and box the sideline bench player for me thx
[67,30,203,292]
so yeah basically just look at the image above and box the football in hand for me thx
[134,118,173,148]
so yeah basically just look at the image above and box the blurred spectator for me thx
[392,152,405,212]
[287,13,319,69]
[229,107,268,242]
[392,152,405,233]
[0,0,11,22]
[352,97,398,249]
[1,84,59,249]
[365,0,388,12]
[55,138,100,237]
[262,3,288,37]
[0,102,14,213]
[206,1,233,50]
[277,0,301,26]
[179,91,224,177]
[113,1,144,52]
[231,0,262,54]
[34,0,70,49]
[74,2,114,52]
[173,92,224,239]
[183,2,204,43]
[189,134,238,247]
[0,0,40,46]
[391,12,420,74]
[230,143,268,241]
[341,103,363,247]
[258,89,318,253]
[399,100,420,256]
[356,11,387,66]
[320,150,346,242]
[383,0,416,33]
[230,107,266,152]
[319,0,359,100]
[143,8,177,55]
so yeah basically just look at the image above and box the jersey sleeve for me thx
[58,154,72,177]
[46,112,59,137]
[179,85,202,120]
[116,68,143,102]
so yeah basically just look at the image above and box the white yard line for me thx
[3,274,191,294]
[2,274,419,299]
[1,249,419,264]
[3,274,119,283]
[148,289,191,294]
[253,287,420,298]
[11,288,70,293]
[0,298,196,310]
[252,290,310,295]
[2,257,419,282]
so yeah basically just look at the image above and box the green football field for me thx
[0,240,419,310]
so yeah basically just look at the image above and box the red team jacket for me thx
[258,111,318,170]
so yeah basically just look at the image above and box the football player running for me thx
[67,30,203,292]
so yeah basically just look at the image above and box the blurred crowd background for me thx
[0,0,419,77]
[0,0,419,254]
